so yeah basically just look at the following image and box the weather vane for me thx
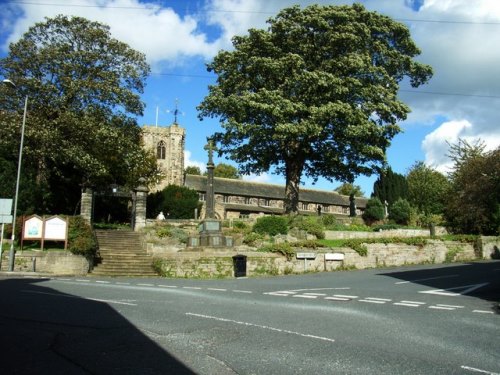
[166,98,184,124]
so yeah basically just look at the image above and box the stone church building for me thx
[141,122,367,220]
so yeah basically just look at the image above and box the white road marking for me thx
[137,283,154,287]
[395,274,459,284]
[333,294,358,299]
[95,280,110,284]
[207,288,227,292]
[401,300,426,305]
[419,283,488,297]
[115,282,130,285]
[58,278,71,281]
[461,365,500,374]
[293,294,318,299]
[21,290,137,306]
[157,285,177,288]
[303,293,327,296]
[183,286,202,290]
[75,279,90,282]
[436,304,464,309]
[186,312,335,343]
[359,299,386,304]
[233,290,252,293]
[473,310,494,314]
[365,297,392,302]
[325,297,350,301]
[429,306,455,310]
[394,302,421,307]
[289,287,350,292]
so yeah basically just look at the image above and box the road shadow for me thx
[0,277,195,374]
[379,261,500,314]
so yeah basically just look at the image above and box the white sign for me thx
[325,253,345,261]
[0,215,13,224]
[296,252,316,259]
[0,199,12,215]
[44,216,67,240]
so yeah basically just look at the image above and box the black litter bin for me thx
[233,254,247,278]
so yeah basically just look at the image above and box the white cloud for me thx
[2,0,221,67]
[184,150,206,173]
[422,119,500,173]
[242,172,273,183]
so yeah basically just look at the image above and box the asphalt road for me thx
[1,260,499,374]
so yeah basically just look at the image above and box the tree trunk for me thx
[284,159,302,215]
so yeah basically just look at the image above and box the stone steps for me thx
[92,230,156,277]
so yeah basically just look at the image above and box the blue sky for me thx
[2,0,500,196]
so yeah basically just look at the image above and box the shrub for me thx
[68,216,97,257]
[389,198,412,225]
[258,242,295,260]
[253,216,288,236]
[321,215,337,227]
[289,216,325,239]
[362,197,385,224]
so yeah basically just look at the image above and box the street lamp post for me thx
[2,79,28,272]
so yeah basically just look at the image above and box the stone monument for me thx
[187,138,232,248]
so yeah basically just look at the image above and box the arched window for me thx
[157,141,166,159]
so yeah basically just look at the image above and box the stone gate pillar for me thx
[133,178,149,231]
[80,187,94,224]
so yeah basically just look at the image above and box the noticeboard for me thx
[44,216,68,240]
[23,215,43,240]
[21,215,68,250]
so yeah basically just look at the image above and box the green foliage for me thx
[362,197,385,224]
[445,141,500,235]
[445,246,463,263]
[198,4,432,214]
[334,183,364,197]
[293,240,326,249]
[243,232,263,246]
[147,185,201,219]
[407,162,450,216]
[67,216,97,257]
[289,216,325,239]
[185,166,202,175]
[253,215,289,236]
[372,167,408,206]
[205,163,240,179]
[155,226,172,238]
[0,15,154,215]
[258,242,295,260]
[389,198,412,225]
[321,215,337,228]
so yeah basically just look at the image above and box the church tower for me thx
[141,121,185,192]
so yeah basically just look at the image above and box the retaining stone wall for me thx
[324,228,447,240]
[154,240,482,278]
[1,251,90,275]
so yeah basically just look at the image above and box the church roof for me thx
[184,175,367,208]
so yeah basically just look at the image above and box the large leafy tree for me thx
[406,162,449,217]
[445,140,499,235]
[0,15,155,214]
[198,4,432,214]
[147,185,201,219]
[372,167,408,206]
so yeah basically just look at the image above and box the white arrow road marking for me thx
[419,283,488,296]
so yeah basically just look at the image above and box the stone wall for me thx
[324,228,447,240]
[481,236,500,259]
[1,251,90,275]
[153,239,482,278]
